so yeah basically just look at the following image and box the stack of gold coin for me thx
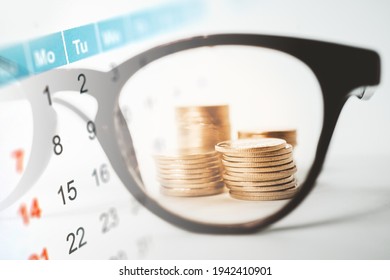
[238,129,297,147]
[176,105,231,152]
[154,151,224,197]
[215,138,299,201]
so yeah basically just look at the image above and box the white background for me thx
[1,0,390,259]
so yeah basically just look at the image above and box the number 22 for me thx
[66,227,87,255]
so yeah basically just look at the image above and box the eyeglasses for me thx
[0,34,381,234]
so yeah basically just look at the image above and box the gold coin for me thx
[176,105,231,152]
[154,151,219,161]
[157,167,221,176]
[225,166,297,179]
[158,170,221,180]
[155,156,221,165]
[221,157,293,168]
[177,124,231,130]
[160,180,224,189]
[229,186,299,201]
[157,164,221,173]
[238,129,296,137]
[238,129,297,146]
[229,191,296,201]
[176,104,229,111]
[221,144,293,158]
[231,185,299,196]
[223,161,295,173]
[223,175,295,187]
[223,166,297,181]
[222,157,293,168]
[177,144,224,152]
[158,174,223,185]
[161,184,225,197]
[178,129,230,138]
[176,105,229,114]
[252,133,296,140]
[156,160,222,170]
[230,185,298,197]
[175,106,230,126]
[222,152,292,163]
[215,138,286,154]
[226,179,297,192]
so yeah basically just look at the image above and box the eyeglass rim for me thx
[0,33,380,233]
[107,33,381,233]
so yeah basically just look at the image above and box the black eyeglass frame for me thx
[0,34,381,233]
[111,33,381,233]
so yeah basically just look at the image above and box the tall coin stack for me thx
[215,138,299,201]
[154,151,224,197]
[176,105,231,152]
[154,105,231,197]
[238,129,297,147]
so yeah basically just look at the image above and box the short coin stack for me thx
[215,138,299,201]
[176,105,231,153]
[154,151,224,197]
[238,129,297,147]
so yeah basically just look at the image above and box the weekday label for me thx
[98,17,126,51]
[63,24,99,63]
[28,32,67,73]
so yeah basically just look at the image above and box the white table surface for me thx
[137,154,390,259]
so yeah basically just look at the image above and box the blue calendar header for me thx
[0,0,203,86]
